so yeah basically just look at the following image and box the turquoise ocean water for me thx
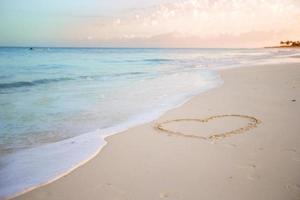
[0,47,299,198]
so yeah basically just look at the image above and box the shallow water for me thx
[0,47,299,198]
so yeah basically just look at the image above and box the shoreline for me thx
[0,70,222,200]
[12,62,300,200]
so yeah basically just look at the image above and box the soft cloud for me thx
[67,0,300,47]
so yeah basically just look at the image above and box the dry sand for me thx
[13,63,300,200]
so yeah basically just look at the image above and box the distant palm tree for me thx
[278,40,300,47]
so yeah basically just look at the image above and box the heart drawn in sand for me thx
[155,114,261,140]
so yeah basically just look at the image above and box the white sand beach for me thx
[13,63,300,200]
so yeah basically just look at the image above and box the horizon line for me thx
[0,46,264,49]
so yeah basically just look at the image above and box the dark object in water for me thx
[291,99,296,102]
[29,47,33,50]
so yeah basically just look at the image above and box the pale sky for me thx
[0,0,299,47]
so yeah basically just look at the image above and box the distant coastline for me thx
[265,46,300,48]
[265,40,300,48]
